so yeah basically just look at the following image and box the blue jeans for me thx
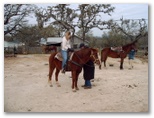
[61,50,68,69]
[85,80,91,87]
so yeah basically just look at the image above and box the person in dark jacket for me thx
[79,43,95,89]
[13,46,17,57]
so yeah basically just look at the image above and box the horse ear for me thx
[96,48,99,52]
[94,48,99,52]
[91,48,99,54]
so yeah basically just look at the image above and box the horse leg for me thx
[104,56,107,67]
[75,72,80,90]
[71,71,76,92]
[104,60,106,67]
[55,68,61,87]
[102,52,107,67]
[48,61,56,87]
[120,58,124,70]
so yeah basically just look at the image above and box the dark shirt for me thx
[128,49,135,59]
[83,60,95,80]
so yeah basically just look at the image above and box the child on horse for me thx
[61,31,73,73]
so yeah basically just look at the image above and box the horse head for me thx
[90,48,101,69]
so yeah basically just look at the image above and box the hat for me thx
[79,43,85,48]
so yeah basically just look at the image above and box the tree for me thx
[35,7,51,29]
[14,25,56,46]
[14,25,40,47]
[77,4,115,41]
[4,4,34,36]
[99,18,148,48]
[44,4,114,42]
[108,18,148,41]
[101,31,127,47]
[47,4,78,38]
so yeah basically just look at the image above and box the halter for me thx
[90,50,100,64]
[70,50,99,67]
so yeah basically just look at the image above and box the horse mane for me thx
[75,47,91,55]
[123,39,137,48]
[77,47,98,53]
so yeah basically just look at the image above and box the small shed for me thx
[46,37,62,46]
[40,36,89,49]
[4,41,23,50]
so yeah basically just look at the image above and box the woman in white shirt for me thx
[61,31,72,73]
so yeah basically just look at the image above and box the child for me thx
[128,49,136,69]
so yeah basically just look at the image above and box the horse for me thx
[100,40,137,70]
[48,47,101,92]
[42,45,57,53]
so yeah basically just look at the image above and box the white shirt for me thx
[61,36,71,51]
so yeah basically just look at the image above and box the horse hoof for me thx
[57,84,61,87]
[50,85,53,87]
[72,89,76,92]
[76,88,79,90]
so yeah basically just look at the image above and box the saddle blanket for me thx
[111,46,122,52]
[54,52,74,61]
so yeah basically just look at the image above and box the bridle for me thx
[90,50,100,64]
[70,50,100,67]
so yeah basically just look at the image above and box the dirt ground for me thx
[4,54,148,112]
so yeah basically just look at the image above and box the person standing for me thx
[128,49,136,69]
[61,31,72,73]
[13,46,17,57]
[79,43,95,89]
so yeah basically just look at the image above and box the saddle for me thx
[111,46,123,52]
[55,52,74,71]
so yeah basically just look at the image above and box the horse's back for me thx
[101,47,110,54]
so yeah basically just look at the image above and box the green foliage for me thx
[101,31,127,47]
[12,25,56,46]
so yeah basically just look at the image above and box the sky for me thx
[27,3,148,37]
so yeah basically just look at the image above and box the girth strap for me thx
[70,60,82,67]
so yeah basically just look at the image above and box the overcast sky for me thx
[30,3,148,37]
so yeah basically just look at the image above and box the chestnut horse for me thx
[101,40,137,69]
[48,48,101,92]
[42,45,57,53]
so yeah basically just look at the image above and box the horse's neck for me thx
[123,44,133,53]
[75,48,91,64]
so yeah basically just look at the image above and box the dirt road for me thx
[4,54,148,112]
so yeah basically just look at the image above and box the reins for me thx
[70,50,98,67]
[90,50,100,63]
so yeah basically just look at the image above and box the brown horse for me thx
[101,40,137,70]
[48,48,101,92]
[42,45,57,53]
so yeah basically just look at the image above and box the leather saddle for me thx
[55,52,73,61]
[55,52,74,71]
[111,46,123,52]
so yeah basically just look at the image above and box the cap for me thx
[79,43,85,48]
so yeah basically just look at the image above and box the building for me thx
[40,35,89,49]
[4,41,23,50]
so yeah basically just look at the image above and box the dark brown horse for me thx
[48,48,101,92]
[101,40,137,69]
[42,45,57,53]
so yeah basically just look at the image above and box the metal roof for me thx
[47,37,62,43]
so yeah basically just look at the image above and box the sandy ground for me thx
[4,54,148,112]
